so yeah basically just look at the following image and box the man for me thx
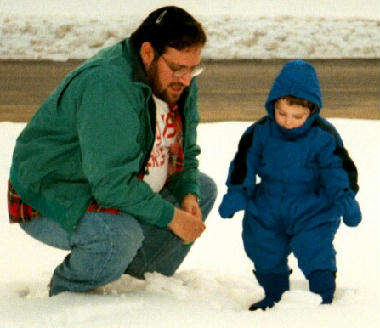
[8,6,217,296]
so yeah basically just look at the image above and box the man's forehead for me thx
[164,46,202,63]
[165,46,201,56]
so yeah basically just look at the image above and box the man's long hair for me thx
[130,6,207,55]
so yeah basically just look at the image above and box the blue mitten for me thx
[337,196,362,227]
[218,191,247,218]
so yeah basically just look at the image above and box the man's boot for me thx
[249,271,290,311]
[308,270,336,304]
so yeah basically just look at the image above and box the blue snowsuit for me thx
[219,61,361,279]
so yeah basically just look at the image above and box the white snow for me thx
[1,1,379,327]
[0,119,379,327]
[0,0,379,60]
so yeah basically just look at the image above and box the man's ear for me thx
[140,42,155,69]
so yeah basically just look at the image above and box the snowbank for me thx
[1,13,379,60]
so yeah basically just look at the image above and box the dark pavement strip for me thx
[0,59,379,122]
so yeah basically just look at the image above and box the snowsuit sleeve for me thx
[226,124,260,196]
[218,120,265,218]
[317,124,359,200]
[316,121,361,226]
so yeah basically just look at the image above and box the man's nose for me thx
[178,71,192,86]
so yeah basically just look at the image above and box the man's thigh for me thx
[20,212,143,251]
[20,216,71,250]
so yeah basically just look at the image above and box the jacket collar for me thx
[123,38,150,85]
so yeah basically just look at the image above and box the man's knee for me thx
[199,172,218,199]
[73,213,145,274]
[49,213,145,295]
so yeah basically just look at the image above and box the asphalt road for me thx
[0,59,379,122]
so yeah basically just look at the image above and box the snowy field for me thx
[0,119,379,327]
[0,0,379,60]
[1,1,379,327]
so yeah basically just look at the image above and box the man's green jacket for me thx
[10,38,201,235]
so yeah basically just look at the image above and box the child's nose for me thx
[284,117,293,128]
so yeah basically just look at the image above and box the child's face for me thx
[274,99,310,130]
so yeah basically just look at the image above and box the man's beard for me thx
[147,61,184,104]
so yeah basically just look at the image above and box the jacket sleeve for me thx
[166,81,201,202]
[75,68,174,228]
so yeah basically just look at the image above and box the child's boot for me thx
[308,270,336,304]
[249,272,289,311]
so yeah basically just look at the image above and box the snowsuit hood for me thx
[265,60,322,119]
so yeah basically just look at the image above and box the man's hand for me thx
[181,194,202,220]
[167,207,206,245]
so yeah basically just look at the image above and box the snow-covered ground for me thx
[0,119,379,327]
[1,1,379,327]
[0,0,379,60]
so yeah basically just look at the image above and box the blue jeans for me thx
[20,172,217,296]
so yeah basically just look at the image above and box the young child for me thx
[218,60,361,311]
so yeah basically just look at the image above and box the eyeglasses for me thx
[160,55,205,78]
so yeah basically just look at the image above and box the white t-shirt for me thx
[143,96,178,192]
